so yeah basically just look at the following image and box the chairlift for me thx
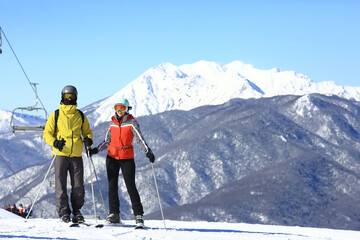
[1,26,48,133]
[10,83,48,133]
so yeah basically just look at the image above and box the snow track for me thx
[0,215,359,240]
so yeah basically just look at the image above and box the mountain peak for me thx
[79,60,360,127]
[154,62,178,72]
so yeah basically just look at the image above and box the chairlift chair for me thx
[10,83,48,133]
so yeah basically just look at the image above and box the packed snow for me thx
[1,209,360,240]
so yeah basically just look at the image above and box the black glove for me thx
[83,137,93,147]
[146,148,155,163]
[53,139,66,151]
[89,147,99,156]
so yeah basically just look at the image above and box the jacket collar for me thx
[60,103,77,115]
[111,113,134,126]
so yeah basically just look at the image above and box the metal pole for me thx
[26,149,59,220]
[151,163,166,229]
[89,154,108,215]
[87,153,97,221]
[85,146,103,227]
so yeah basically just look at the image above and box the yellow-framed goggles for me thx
[64,93,76,99]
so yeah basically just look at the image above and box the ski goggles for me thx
[64,93,76,99]
[114,105,127,112]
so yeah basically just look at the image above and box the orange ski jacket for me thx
[98,113,150,160]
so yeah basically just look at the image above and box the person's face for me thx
[114,104,127,117]
[64,93,76,100]
[63,93,77,105]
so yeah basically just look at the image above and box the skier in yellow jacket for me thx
[43,85,93,224]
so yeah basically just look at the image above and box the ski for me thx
[78,222,104,228]
[135,225,144,230]
[95,223,104,228]
[78,222,90,227]
[103,222,137,229]
[68,223,79,227]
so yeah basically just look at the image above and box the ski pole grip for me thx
[84,142,90,158]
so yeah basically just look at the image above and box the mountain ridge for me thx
[82,60,360,127]
[1,60,359,133]
[1,94,360,231]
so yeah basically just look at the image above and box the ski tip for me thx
[78,222,91,227]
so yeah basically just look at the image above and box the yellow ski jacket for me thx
[43,104,93,157]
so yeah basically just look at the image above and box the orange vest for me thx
[107,115,135,160]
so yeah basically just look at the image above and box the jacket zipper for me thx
[69,106,74,157]
[67,115,74,157]
[70,130,74,156]
[118,117,127,156]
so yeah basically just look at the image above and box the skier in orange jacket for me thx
[88,97,155,229]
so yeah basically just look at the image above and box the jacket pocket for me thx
[108,146,119,157]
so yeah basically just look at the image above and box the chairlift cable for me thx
[0,27,48,118]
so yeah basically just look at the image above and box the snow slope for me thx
[1,210,360,240]
[0,209,22,219]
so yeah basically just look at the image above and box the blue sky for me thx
[0,0,359,114]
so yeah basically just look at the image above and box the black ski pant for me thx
[55,156,85,217]
[106,155,144,216]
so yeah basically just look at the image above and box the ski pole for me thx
[86,149,97,219]
[86,146,108,215]
[85,146,103,228]
[151,162,166,229]
[26,149,59,220]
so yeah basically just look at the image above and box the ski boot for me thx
[60,213,70,223]
[135,215,144,229]
[106,213,121,224]
[72,211,85,223]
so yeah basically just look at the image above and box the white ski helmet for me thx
[113,97,132,112]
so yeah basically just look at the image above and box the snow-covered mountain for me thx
[1,60,359,131]
[1,94,360,231]
[83,61,360,127]
[1,60,360,231]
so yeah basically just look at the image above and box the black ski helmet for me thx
[61,85,78,104]
[61,85,78,97]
